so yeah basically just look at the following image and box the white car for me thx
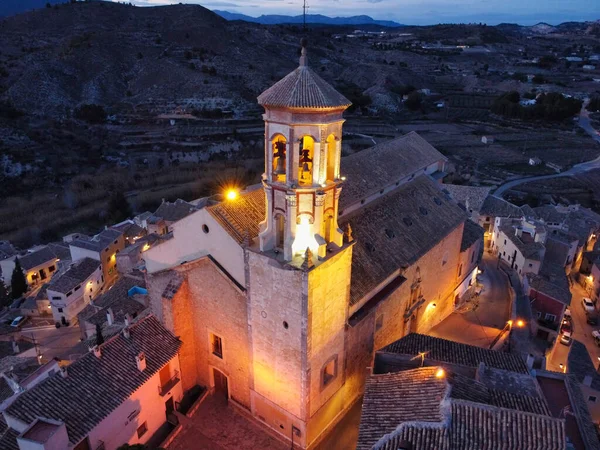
[560,331,572,346]
[582,297,595,313]
[10,316,26,328]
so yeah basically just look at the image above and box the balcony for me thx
[159,370,180,396]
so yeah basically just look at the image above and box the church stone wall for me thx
[247,251,306,421]
[373,222,465,352]
[185,259,252,408]
[307,246,352,417]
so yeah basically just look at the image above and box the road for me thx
[429,253,512,348]
[494,102,600,197]
[548,281,600,372]
[20,325,86,362]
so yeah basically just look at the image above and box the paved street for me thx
[19,325,86,362]
[429,253,511,348]
[170,395,288,450]
[548,281,600,372]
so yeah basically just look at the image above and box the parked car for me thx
[587,311,599,325]
[560,331,573,346]
[582,297,595,313]
[561,319,573,334]
[10,316,27,328]
[593,330,600,346]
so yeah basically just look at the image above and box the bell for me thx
[275,156,286,175]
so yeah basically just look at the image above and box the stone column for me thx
[284,192,297,261]
[334,138,342,180]
[332,186,344,247]
[314,192,327,259]
[259,185,273,252]
[264,126,271,183]
[289,129,298,186]
[312,141,321,186]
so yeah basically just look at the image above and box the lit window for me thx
[137,422,148,438]
[322,356,338,388]
[211,333,223,359]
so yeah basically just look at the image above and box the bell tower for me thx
[257,39,351,263]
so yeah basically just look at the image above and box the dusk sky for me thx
[115,0,600,26]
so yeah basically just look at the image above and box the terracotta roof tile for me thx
[380,333,529,374]
[342,176,466,305]
[258,65,350,110]
[207,187,265,245]
[340,132,447,211]
[4,315,181,446]
[46,258,100,294]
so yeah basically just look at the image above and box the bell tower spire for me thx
[256,40,352,264]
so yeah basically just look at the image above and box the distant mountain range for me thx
[0,0,65,17]
[213,11,403,27]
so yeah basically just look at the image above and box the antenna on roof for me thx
[303,0,309,32]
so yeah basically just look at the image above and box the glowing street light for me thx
[435,368,445,378]
[516,320,525,328]
[226,189,238,201]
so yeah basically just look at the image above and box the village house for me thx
[77,272,147,340]
[153,199,199,233]
[116,234,163,274]
[492,217,547,278]
[142,43,483,449]
[0,315,183,450]
[569,341,600,423]
[69,228,126,285]
[443,185,525,248]
[46,258,103,325]
[524,262,572,342]
[358,333,600,450]
[111,220,147,246]
[0,246,59,288]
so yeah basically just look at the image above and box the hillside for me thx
[213,11,403,27]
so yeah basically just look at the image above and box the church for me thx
[143,42,483,448]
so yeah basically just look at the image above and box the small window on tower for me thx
[211,333,223,359]
[322,355,338,388]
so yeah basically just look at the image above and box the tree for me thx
[107,191,132,224]
[95,323,104,346]
[404,92,422,111]
[10,258,27,299]
[0,280,10,309]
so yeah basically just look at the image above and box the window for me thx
[74,285,81,291]
[486,217,490,221]
[376,314,384,331]
[106,257,110,263]
[202,224,209,234]
[58,308,63,313]
[137,422,148,438]
[545,313,556,322]
[322,356,338,388]
[52,296,61,300]
[536,311,542,319]
[441,252,448,266]
[504,239,507,245]
[471,251,475,263]
[589,396,597,403]
[503,251,506,256]
[528,263,533,268]
[66,291,72,297]
[101,275,104,282]
[211,333,223,358]
[49,265,56,273]
[40,269,47,280]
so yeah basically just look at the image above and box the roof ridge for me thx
[449,398,564,422]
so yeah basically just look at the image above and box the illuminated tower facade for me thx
[257,40,351,262]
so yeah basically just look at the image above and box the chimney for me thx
[60,366,68,378]
[584,375,593,387]
[124,313,132,327]
[92,346,101,359]
[106,308,114,326]
[135,352,147,372]
[123,326,130,339]
[526,354,535,370]
[11,339,19,355]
